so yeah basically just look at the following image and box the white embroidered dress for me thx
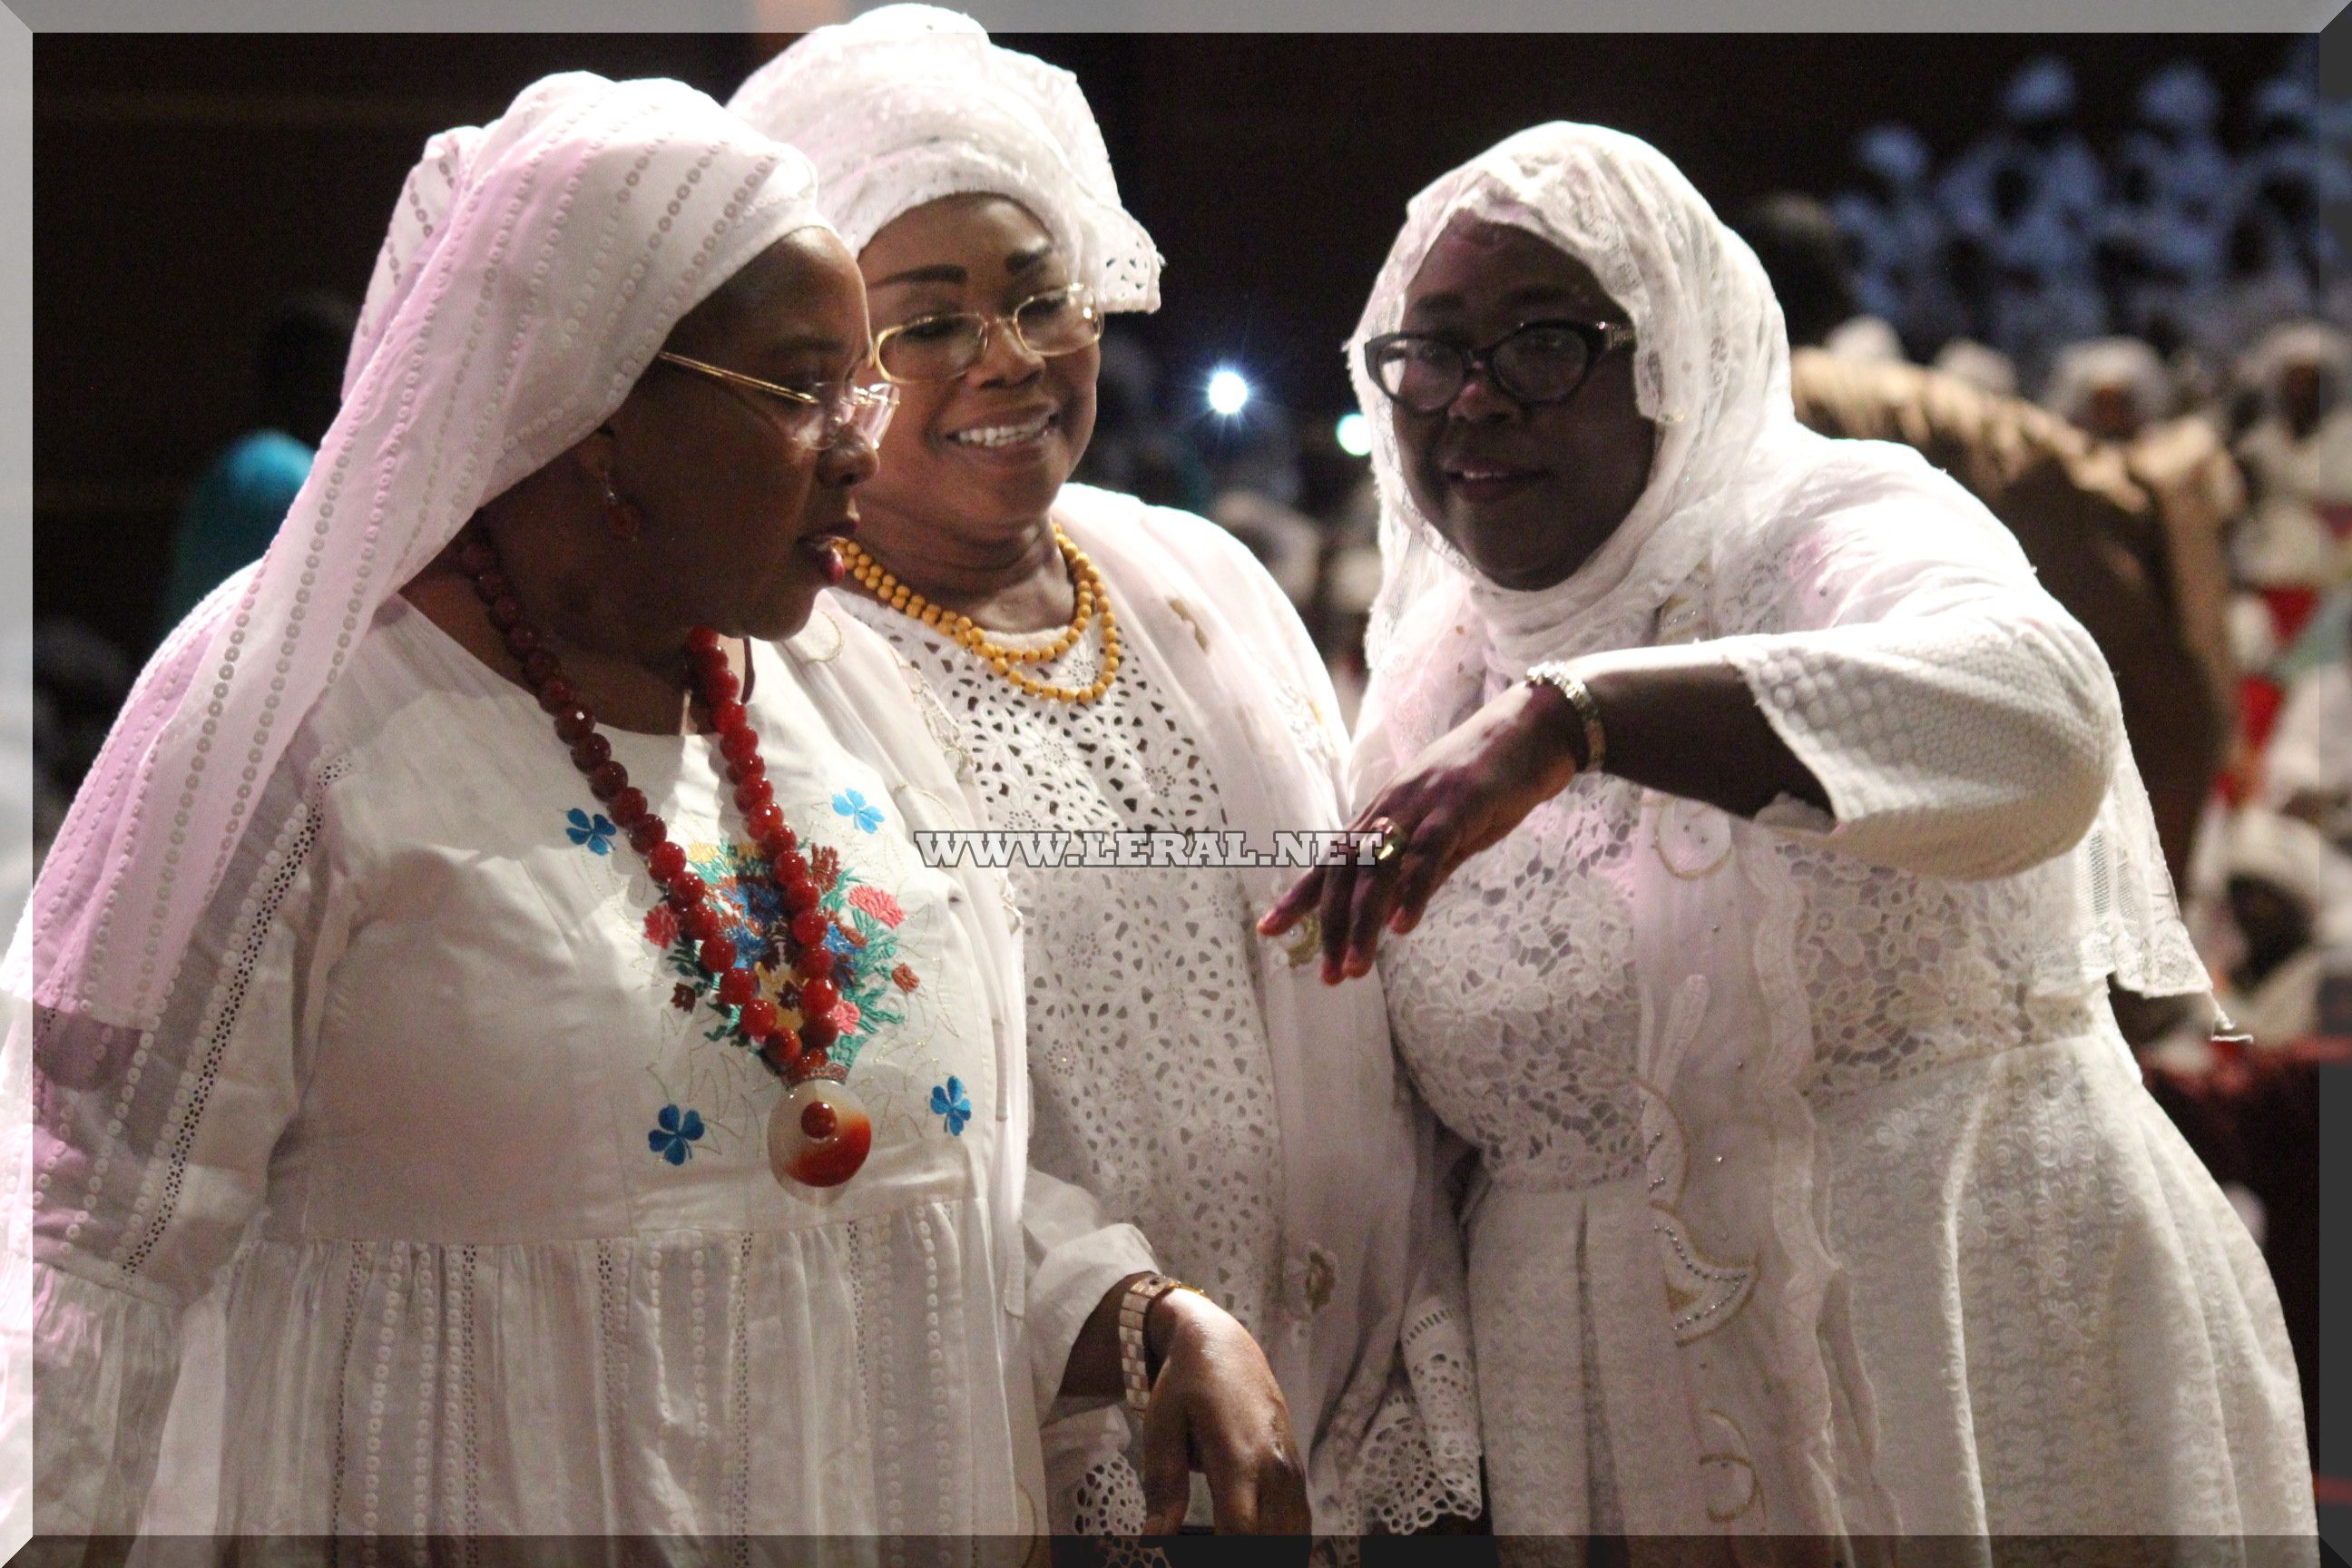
[18,602,1054,1535]
[836,485,1479,1534]
[1349,123,2314,1544]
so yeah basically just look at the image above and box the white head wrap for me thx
[2043,336,2174,433]
[728,4,1161,311]
[2240,318,2352,418]
[1348,121,2204,1002]
[8,73,828,1030]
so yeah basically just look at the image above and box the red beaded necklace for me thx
[457,533,872,1190]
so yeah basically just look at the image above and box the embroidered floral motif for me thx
[930,1076,972,1135]
[644,904,680,948]
[651,834,920,1072]
[848,885,905,926]
[566,808,617,855]
[648,1103,705,1165]
[832,789,884,832]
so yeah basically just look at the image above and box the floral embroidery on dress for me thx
[832,789,884,832]
[566,808,617,854]
[647,1103,705,1164]
[930,1076,972,1135]
[651,836,920,1072]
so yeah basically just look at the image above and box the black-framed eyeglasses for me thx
[654,351,898,450]
[870,283,1103,386]
[1361,318,1637,416]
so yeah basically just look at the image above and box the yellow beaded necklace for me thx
[838,524,1122,704]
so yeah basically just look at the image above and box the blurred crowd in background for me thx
[31,44,2350,1076]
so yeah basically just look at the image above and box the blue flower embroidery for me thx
[832,789,884,833]
[566,808,617,855]
[648,1103,705,1165]
[823,925,857,958]
[930,1077,972,1137]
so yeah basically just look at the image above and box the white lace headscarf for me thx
[727,4,1161,312]
[1350,122,1808,787]
[6,73,827,1031]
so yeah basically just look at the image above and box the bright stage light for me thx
[1335,412,1371,456]
[1207,368,1250,416]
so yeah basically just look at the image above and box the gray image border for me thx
[3,0,2346,1557]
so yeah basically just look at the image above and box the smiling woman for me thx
[732,5,1482,1538]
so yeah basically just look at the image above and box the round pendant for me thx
[768,1075,872,1190]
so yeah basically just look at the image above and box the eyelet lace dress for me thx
[837,485,1481,1535]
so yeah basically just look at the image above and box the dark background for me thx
[34,31,2307,658]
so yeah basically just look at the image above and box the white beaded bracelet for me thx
[1524,661,1607,774]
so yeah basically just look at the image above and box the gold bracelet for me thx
[1524,661,1606,774]
[1118,1274,1199,1416]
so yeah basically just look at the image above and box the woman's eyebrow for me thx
[1006,241,1054,276]
[871,263,966,289]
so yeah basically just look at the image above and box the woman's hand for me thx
[1259,679,1583,983]
[1138,1288,1311,1534]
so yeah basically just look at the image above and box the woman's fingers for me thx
[1341,838,1402,975]
[1256,867,1324,937]
[1203,1445,1263,1535]
[1387,818,1457,935]
[1257,1446,1314,1534]
[1138,1396,1193,1535]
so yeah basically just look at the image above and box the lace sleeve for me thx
[1712,494,2122,881]
[3,747,348,1533]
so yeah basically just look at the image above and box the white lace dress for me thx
[1377,496,2316,1544]
[835,485,1481,1535]
[13,600,1061,1536]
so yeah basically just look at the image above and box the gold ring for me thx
[1368,815,1406,864]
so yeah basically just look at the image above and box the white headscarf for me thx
[1350,122,1808,780]
[1349,121,2204,1001]
[7,73,827,1030]
[2043,336,2174,434]
[728,4,1161,312]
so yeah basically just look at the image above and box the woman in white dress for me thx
[0,71,1279,1539]
[1265,122,2315,1548]
[731,7,1479,1537]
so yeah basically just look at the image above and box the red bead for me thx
[700,936,738,975]
[777,850,810,883]
[710,698,748,734]
[740,997,779,1038]
[726,753,764,787]
[488,595,524,630]
[686,627,722,658]
[703,670,740,706]
[800,947,836,979]
[590,760,630,799]
[733,777,773,813]
[607,787,648,828]
[681,903,721,944]
[554,706,595,743]
[799,1101,838,1140]
[757,830,797,864]
[571,733,612,771]
[746,802,784,842]
[537,677,577,714]
[789,910,830,949]
[718,967,757,1007]
[471,568,510,603]
[667,871,708,907]
[783,881,819,919]
[523,649,561,685]
[627,815,668,855]
[646,840,687,881]
[458,539,498,575]
[503,624,540,660]
[765,1027,803,1066]
[720,728,760,767]
[799,976,840,1019]
[800,1016,839,1053]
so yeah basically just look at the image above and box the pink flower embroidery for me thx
[643,905,680,948]
[831,999,861,1033]
[848,885,905,927]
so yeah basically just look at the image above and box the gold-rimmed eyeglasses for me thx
[869,283,1103,386]
[653,351,899,450]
